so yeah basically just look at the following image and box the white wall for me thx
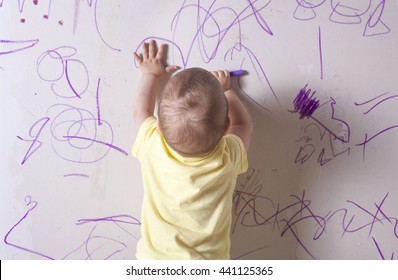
[1,0,398,260]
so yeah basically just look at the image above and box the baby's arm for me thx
[132,40,178,130]
[212,70,253,151]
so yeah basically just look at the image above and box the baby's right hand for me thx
[211,70,230,92]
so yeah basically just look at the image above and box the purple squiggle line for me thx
[0,39,39,56]
[310,97,351,143]
[64,173,89,178]
[3,196,54,260]
[169,0,273,67]
[76,214,141,226]
[96,78,102,126]
[357,125,398,148]
[93,0,121,52]
[63,135,128,156]
[17,117,50,165]
[226,42,280,110]
[318,26,323,80]
[354,92,390,106]
[64,59,85,99]
[362,95,398,115]
[372,237,385,260]
[364,0,390,37]
[48,104,125,163]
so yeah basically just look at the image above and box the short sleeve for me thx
[225,134,248,174]
[131,116,157,160]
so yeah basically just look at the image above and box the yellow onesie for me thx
[132,117,248,259]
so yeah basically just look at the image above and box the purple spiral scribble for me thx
[36,46,89,99]
[48,104,127,163]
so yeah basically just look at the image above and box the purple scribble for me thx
[293,95,351,166]
[64,173,89,178]
[292,84,320,119]
[293,0,389,37]
[234,244,269,260]
[372,237,385,260]
[61,222,132,260]
[329,1,368,24]
[85,0,94,7]
[346,193,391,238]
[93,0,121,52]
[45,0,52,17]
[17,0,27,12]
[165,0,274,67]
[291,85,352,165]
[48,104,127,163]
[17,117,50,165]
[318,26,323,80]
[76,215,141,226]
[233,169,398,259]
[135,0,280,112]
[34,45,126,164]
[246,0,273,35]
[36,49,64,82]
[355,92,398,114]
[4,197,140,260]
[313,97,350,143]
[3,196,54,260]
[293,0,322,21]
[0,39,39,56]
[362,95,398,114]
[64,59,88,98]
[37,47,89,99]
[62,213,141,259]
[16,102,127,164]
[356,125,398,160]
[63,135,128,156]
[354,92,390,106]
[363,0,390,37]
[96,78,102,126]
[225,42,280,111]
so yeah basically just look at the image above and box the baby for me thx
[132,40,252,259]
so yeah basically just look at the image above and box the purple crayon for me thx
[230,69,245,76]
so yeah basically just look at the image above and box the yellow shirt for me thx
[132,117,248,259]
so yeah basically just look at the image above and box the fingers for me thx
[211,70,230,79]
[165,65,179,74]
[141,41,149,60]
[133,52,142,64]
[134,40,180,76]
[136,40,164,62]
[148,40,156,58]
[156,43,166,61]
[223,69,229,77]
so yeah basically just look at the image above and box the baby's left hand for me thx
[134,40,178,78]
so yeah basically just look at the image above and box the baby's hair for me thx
[158,68,228,156]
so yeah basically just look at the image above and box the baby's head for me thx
[158,67,229,156]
